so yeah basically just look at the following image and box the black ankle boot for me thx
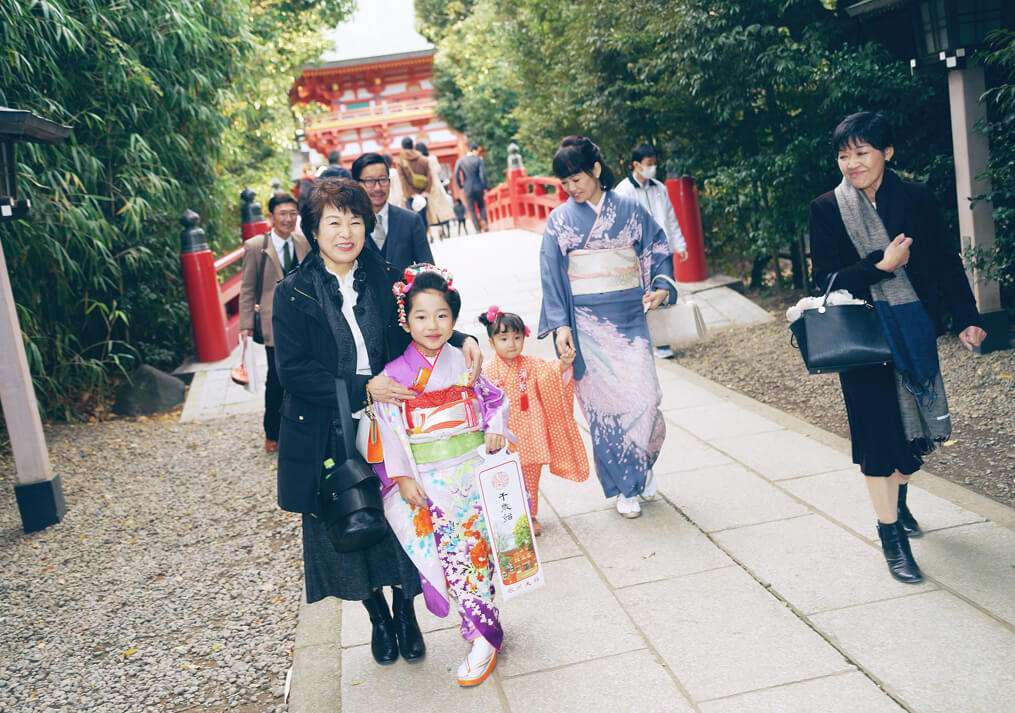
[391,588,426,662]
[362,589,399,665]
[877,520,923,584]
[897,484,922,537]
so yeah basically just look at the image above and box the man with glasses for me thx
[239,192,310,452]
[352,152,434,275]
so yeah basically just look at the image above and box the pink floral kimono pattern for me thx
[373,344,509,650]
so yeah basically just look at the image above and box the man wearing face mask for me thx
[614,143,688,358]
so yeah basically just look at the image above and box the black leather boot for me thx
[877,520,923,584]
[362,589,399,665]
[391,587,426,662]
[897,484,922,537]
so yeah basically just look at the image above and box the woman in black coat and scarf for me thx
[271,177,483,665]
[809,111,987,584]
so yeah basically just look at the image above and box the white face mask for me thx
[638,164,657,181]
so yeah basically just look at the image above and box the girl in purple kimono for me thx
[371,264,509,688]
[538,136,676,520]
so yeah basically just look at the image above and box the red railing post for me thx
[666,177,708,282]
[179,210,230,362]
[240,187,271,241]
[506,166,525,228]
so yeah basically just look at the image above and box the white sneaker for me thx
[456,637,497,687]
[616,494,642,519]
[653,346,675,359]
[640,470,659,502]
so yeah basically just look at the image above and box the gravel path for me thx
[674,299,1015,508]
[0,412,303,712]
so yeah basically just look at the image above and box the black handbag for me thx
[789,272,893,374]
[315,378,388,553]
[252,249,268,345]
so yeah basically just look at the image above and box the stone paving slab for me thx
[782,468,986,540]
[495,556,645,678]
[655,421,733,475]
[664,402,783,442]
[660,462,809,533]
[810,590,1015,713]
[710,429,854,481]
[714,514,937,614]
[910,521,1015,625]
[341,627,507,713]
[565,504,732,588]
[699,671,907,713]
[618,566,854,702]
[500,650,694,713]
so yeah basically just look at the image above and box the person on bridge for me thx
[271,178,484,668]
[370,265,508,688]
[480,307,589,536]
[454,142,489,232]
[415,141,454,240]
[809,111,986,584]
[538,136,676,520]
[319,148,352,179]
[352,152,434,276]
[613,143,688,361]
[238,192,309,453]
[396,136,432,222]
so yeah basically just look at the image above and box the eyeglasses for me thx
[359,178,391,188]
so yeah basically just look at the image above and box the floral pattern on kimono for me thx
[537,191,674,498]
[373,344,508,650]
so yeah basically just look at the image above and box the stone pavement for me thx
[194,230,1014,713]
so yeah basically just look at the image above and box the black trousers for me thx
[465,191,487,231]
[264,345,284,441]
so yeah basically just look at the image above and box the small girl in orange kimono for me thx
[480,306,590,535]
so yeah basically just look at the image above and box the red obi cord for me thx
[403,386,479,430]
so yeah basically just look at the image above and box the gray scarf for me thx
[834,176,951,454]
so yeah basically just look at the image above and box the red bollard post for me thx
[666,176,708,283]
[506,166,525,228]
[179,210,230,362]
[240,188,271,241]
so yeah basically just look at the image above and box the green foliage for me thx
[970,29,1015,291]
[422,0,963,286]
[0,0,351,419]
[513,514,532,550]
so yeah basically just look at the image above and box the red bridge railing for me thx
[485,167,566,232]
[179,190,269,363]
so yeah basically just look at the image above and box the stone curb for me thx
[288,591,343,712]
[657,360,1015,533]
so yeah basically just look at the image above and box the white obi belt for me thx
[568,247,641,296]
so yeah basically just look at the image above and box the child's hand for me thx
[396,477,427,508]
[559,348,576,368]
[485,433,506,453]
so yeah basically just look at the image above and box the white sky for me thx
[321,0,433,63]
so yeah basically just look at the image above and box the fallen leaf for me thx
[943,439,958,447]
[122,647,138,658]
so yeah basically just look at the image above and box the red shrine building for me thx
[290,48,467,183]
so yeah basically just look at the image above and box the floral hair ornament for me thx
[484,304,531,337]
[392,263,456,327]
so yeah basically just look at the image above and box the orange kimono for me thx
[485,355,589,516]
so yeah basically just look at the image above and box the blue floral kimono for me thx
[538,192,676,498]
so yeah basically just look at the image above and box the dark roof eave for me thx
[844,0,910,18]
[303,48,435,72]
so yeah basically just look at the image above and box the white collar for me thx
[589,192,607,215]
[325,260,358,288]
[271,230,293,248]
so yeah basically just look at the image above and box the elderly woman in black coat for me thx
[809,111,987,584]
[271,177,483,665]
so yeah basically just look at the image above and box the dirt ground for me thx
[672,291,1015,508]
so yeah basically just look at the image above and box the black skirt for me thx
[302,514,423,604]
[838,363,924,477]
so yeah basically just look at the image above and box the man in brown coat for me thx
[397,136,432,222]
[239,192,310,452]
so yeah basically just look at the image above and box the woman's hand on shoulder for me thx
[485,433,506,453]
[367,374,416,404]
[959,325,987,351]
[462,338,484,385]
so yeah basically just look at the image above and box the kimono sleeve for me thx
[476,374,509,438]
[538,213,571,337]
[642,210,677,304]
[374,400,415,486]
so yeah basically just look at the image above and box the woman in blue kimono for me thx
[538,136,677,519]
